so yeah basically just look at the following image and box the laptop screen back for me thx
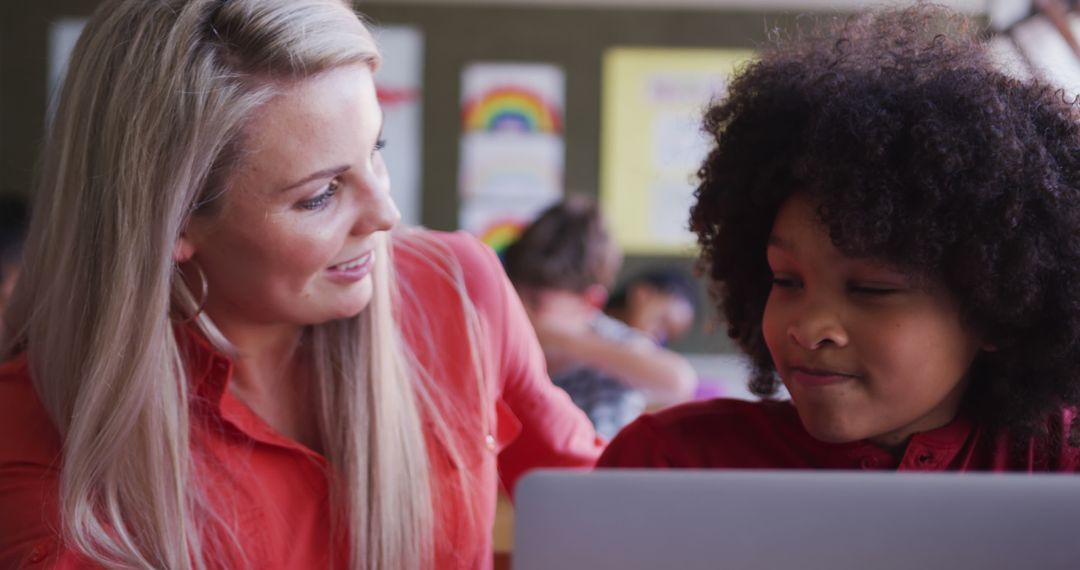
[512,469,1080,570]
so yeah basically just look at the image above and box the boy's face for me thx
[762,194,984,449]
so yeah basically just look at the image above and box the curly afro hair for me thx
[689,5,1080,439]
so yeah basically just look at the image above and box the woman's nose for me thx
[351,179,400,236]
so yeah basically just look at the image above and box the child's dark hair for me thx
[689,5,1080,439]
[503,194,620,292]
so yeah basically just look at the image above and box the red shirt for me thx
[598,398,1080,472]
[0,231,604,569]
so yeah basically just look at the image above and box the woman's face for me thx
[762,194,984,449]
[180,64,398,332]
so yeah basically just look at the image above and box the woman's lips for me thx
[788,367,860,387]
[326,251,374,283]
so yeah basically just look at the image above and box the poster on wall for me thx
[600,48,756,256]
[458,63,565,254]
[373,25,424,226]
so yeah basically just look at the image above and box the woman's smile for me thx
[326,250,375,283]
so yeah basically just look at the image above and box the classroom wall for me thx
[361,2,835,352]
[0,1,839,353]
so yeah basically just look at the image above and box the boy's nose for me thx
[787,303,849,350]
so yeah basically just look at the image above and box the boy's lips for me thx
[788,365,861,387]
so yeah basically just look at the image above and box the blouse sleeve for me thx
[0,368,94,569]
[448,232,605,495]
[0,464,92,569]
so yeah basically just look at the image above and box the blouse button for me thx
[916,452,933,465]
[485,434,496,452]
[26,543,49,564]
[859,456,879,469]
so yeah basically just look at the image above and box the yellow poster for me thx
[600,48,756,256]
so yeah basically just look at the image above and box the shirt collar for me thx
[174,324,235,411]
[778,402,976,470]
[174,324,329,461]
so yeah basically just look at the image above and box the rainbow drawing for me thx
[462,87,562,134]
[480,219,527,256]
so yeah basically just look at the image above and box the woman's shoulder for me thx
[0,355,62,465]
[393,229,500,279]
[0,354,31,387]
[392,229,507,308]
[597,398,801,468]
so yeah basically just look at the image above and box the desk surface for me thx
[493,489,514,552]
[494,490,514,569]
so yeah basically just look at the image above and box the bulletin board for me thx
[600,48,756,256]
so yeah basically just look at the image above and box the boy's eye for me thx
[848,283,900,295]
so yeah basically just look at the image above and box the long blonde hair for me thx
[2,1,472,568]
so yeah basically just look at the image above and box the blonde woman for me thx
[0,0,603,568]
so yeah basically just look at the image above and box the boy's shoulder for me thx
[1035,406,1080,471]
[643,397,793,432]
[597,398,806,468]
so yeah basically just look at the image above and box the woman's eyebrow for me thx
[280,164,351,193]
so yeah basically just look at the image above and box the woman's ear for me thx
[174,234,196,263]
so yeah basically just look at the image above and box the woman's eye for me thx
[298,178,340,211]
[373,138,387,154]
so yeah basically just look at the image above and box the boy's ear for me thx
[174,233,196,263]
[582,284,609,310]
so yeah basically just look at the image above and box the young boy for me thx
[599,6,1080,471]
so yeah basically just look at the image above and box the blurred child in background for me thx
[504,195,696,438]
[0,197,27,314]
[605,268,698,347]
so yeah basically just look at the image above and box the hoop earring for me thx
[174,260,209,324]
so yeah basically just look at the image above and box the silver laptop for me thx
[512,469,1080,570]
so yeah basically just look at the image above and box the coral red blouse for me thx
[0,231,603,569]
